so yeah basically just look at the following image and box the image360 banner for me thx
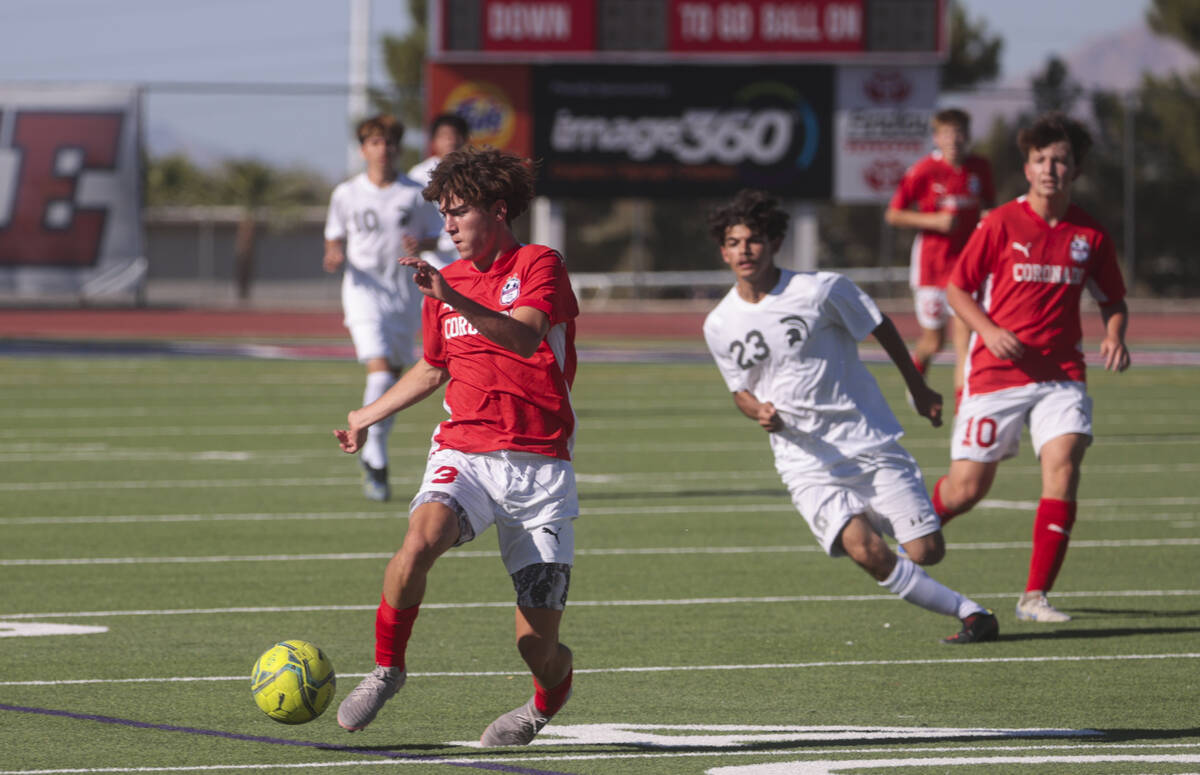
[532,64,833,198]
[0,84,146,300]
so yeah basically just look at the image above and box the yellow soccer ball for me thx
[250,640,336,724]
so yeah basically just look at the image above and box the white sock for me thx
[360,371,397,469]
[880,556,983,620]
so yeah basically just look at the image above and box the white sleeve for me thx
[822,274,883,342]
[703,311,749,394]
[323,186,347,242]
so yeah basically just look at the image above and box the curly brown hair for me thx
[423,146,537,224]
[1018,112,1093,168]
[706,189,790,246]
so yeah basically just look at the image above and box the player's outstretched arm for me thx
[333,359,449,454]
[871,315,942,428]
[1099,299,1132,372]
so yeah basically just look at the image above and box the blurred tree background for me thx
[144,0,1200,297]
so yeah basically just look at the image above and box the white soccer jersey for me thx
[703,270,905,473]
[324,173,444,326]
[407,156,459,269]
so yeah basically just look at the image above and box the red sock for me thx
[533,668,573,717]
[375,595,419,669]
[1026,499,1077,593]
[932,476,960,525]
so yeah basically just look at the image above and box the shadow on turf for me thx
[994,623,1200,642]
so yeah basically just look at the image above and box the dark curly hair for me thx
[423,146,537,224]
[706,189,790,246]
[1018,112,1093,168]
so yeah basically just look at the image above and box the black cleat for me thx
[942,609,999,644]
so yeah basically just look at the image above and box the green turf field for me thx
[2,355,1198,775]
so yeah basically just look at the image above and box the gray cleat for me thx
[337,665,405,731]
[361,461,390,502]
[479,697,553,747]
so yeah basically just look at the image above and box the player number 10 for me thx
[961,417,997,448]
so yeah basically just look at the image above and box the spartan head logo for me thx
[781,315,809,346]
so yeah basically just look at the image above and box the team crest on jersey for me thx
[500,275,521,305]
[1069,234,1090,263]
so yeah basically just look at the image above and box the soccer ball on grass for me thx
[250,640,336,724]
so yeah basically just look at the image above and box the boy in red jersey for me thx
[332,146,579,745]
[886,108,995,405]
[931,112,1131,623]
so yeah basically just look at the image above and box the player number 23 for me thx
[729,330,769,370]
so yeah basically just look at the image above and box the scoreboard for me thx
[432,0,946,63]
[425,0,946,201]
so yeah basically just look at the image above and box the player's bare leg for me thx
[338,502,460,731]
[932,459,999,526]
[839,516,995,643]
[1019,433,1088,623]
[911,324,945,376]
[480,598,574,745]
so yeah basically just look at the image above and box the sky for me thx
[0,0,1155,183]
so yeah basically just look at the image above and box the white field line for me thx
[1,745,1199,775]
[4,538,1200,567]
[2,652,1199,688]
[5,589,1200,621]
[2,505,1197,527]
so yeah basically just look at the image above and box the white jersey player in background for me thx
[324,115,443,502]
[406,113,469,270]
[702,189,998,644]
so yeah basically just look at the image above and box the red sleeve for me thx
[1088,233,1127,306]
[514,248,578,325]
[888,161,923,210]
[421,295,447,368]
[950,216,999,294]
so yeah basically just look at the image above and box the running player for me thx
[333,146,579,745]
[324,115,444,502]
[886,108,995,407]
[932,112,1131,623]
[703,189,998,645]
[407,112,470,269]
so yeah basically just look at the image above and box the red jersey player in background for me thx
[931,112,1131,623]
[886,108,995,406]
[332,146,579,745]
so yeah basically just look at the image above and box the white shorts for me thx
[410,447,578,576]
[347,318,418,367]
[779,442,941,558]
[951,381,1093,463]
[913,286,952,330]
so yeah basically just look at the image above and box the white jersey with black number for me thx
[407,156,459,269]
[703,270,905,473]
[324,172,443,326]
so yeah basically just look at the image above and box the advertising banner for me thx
[0,84,146,300]
[833,65,937,203]
[427,63,534,158]
[532,64,832,197]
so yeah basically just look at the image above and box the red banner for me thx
[669,0,864,52]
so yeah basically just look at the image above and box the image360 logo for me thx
[0,110,124,267]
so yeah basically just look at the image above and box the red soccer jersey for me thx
[421,244,579,460]
[889,151,995,287]
[950,197,1127,396]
